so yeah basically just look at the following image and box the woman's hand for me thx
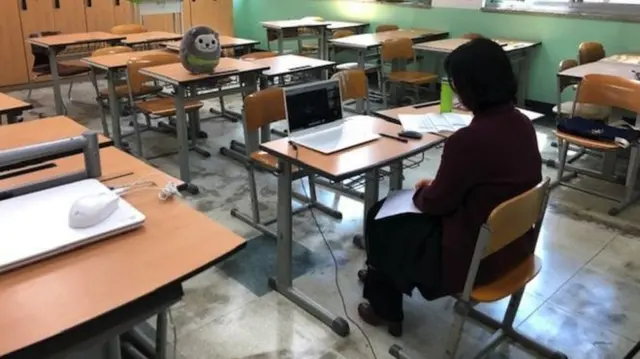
[414,178,433,190]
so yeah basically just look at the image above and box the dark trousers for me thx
[363,198,442,322]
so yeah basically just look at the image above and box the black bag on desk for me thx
[557,117,640,143]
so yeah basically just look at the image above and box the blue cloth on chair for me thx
[558,117,640,143]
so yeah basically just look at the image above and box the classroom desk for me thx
[138,58,270,193]
[259,115,445,336]
[0,93,32,125]
[27,32,126,116]
[162,35,260,53]
[0,120,246,358]
[262,20,331,59]
[413,38,541,107]
[329,29,449,112]
[82,49,170,148]
[122,31,182,47]
[557,59,640,82]
[220,54,335,165]
[326,21,369,32]
[602,53,640,65]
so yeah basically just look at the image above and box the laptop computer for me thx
[0,179,145,274]
[284,79,380,154]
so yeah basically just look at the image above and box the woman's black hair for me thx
[444,37,517,113]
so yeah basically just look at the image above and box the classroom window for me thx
[483,0,640,19]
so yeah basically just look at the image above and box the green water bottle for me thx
[440,77,453,113]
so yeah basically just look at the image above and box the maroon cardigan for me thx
[413,104,542,295]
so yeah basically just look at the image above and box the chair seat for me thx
[251,151,300,172]
[552,101,610,120]
[336,62,378,72]
[136,97,203,117]
[100,84,163,98]
[388,71,438,85]
[34,60,91,78]
[554,130,620,151]
[471,255,541,303]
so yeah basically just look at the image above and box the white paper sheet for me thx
[443,113,473,129]
[398,114,437,133]
[374,189,422,220]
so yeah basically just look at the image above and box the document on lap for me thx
[398,112,473,134]
[375,189,422,220]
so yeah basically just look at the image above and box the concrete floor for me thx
[8,79,640,359]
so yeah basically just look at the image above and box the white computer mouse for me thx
[68,192,120,229]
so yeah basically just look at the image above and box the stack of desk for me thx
[0,116,246,358]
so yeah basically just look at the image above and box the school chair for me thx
[332,69,369,114]
[110,24,147,35]
[390,178,568,359]
[462,33,484,40]
[578,41,605,65]
[229,87,342,238]
[26,31,91,112]
[380,37,438,107]
[554,73,640,216]
[376,24,399,33]
[298,16,325,57]
[125,52,205,158]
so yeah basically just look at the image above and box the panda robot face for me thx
[194,33,219,53]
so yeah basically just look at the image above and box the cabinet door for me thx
[189,0,232,35]
[142,14,180,32]
[85,0,116,32]
[113,0,134,25]
[0,0,29,86]
[54,0,88,34]
[213,0,232,36]
[19,0,56,82]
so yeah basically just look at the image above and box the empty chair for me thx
[578,41,605,64]
[552,59,610,121]
[390,179,568,359]
[298,16,326,57]
[376,24,399,33]
[380,37,438,106]
[27,31,91,112]
[229,87,340,238]
[554,73,640,216]
[110,24,147,35]
[126,53,204,157]
[462,32,484,40]
[332,69,369,113]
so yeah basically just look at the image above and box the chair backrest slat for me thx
[331,69,367,102]
[111,24,146,35]
[381,38,414,62]
[126,52,179,93]
[575,74,640,115]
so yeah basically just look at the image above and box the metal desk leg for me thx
[320,27,329,60]
[355,49,366,113]
[105,337,122,359]
[47,46,65,115]
[277,30,285,55]
[6,111,20,124]
[389,161,403,191]
[516,51,531,107]
[107,69,123,148]
[174,85,199,194]
[155,310,168,359]
[269,159,350,337]
[353,168,380,249]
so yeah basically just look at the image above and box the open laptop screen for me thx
[285,80,343,134]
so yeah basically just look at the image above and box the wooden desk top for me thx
[0,93,32,115]
[0,147,246,356]
[0,116,111,149]
[139,57,270,85]
[558,60,640,81]
[260,116,445,182]
[373,103,545,124]
[82,49,170,70]
[247,54,335,77]
[326,21,369,30]
[262,19,330,30]
[27,32,125,48]
[602,53,640,65]
[122,31,182,45]
[162,35,260,51]
[329,29,448,50]
[413,37,540,53]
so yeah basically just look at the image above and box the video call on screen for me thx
[287,86,341,132]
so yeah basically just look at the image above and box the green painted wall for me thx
[232,0,640,104]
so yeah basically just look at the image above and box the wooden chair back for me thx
[111,24,146,35]
[331,70,367,101]
[240,52,277,61]
[126,52,179,94]
[557,59,578,92]
[376,24,399,33]
[578,42,605,65]
[381,37,414,62]
[575,74,640,115]
[91,46,133,57]
[462,33,484,40]
[333,30,355,39]
[244,87,286,133]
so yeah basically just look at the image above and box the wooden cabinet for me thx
[85,0,116,32]
[19,0,56,82]
[186,0,233,35]
[142,14,181,32]
[0,0,29,86]
[54,0,88,34]
[114,0,134,25]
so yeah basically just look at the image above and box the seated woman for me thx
[357,38,543,337]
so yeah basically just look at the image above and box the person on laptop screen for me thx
[357,38,542,337]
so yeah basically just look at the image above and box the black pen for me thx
[378,132,408,143]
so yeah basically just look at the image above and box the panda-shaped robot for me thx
[180,26,221,74]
